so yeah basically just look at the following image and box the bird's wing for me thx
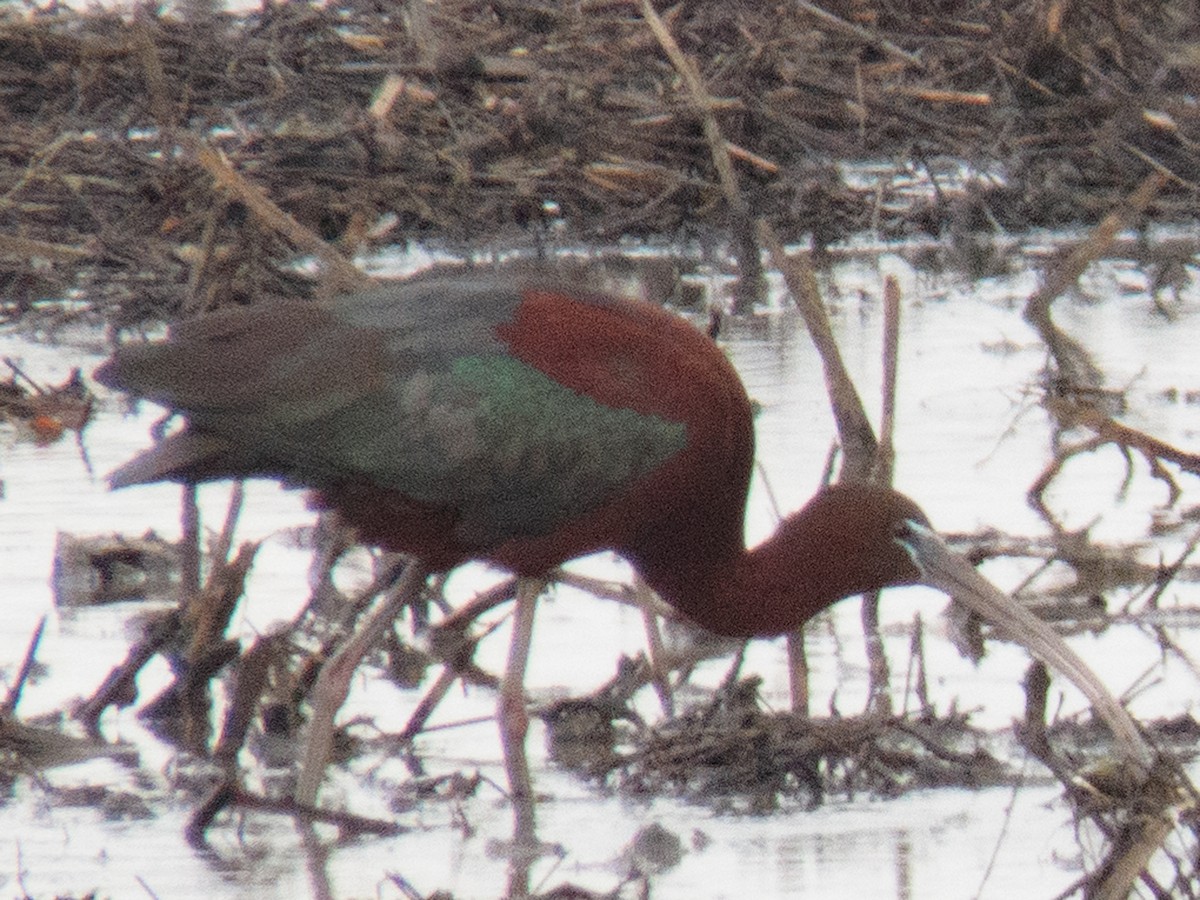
[97,277,689,546]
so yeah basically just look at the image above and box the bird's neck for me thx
[631,527,821,639]
[634,486,925,638]
[636,541,828,639]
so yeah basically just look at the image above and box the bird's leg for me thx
[294,560,429,807]
[500,577,543,897]
[636,579,675,717]
[499,580,542,844]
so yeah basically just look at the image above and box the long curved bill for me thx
[895,520,1154,773]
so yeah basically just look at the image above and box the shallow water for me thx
[3,246,1200,898]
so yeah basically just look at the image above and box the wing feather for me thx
[97,276,689,547]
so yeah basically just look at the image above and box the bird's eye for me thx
[892,519,924,569]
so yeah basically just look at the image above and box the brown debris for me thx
[0,2,1198,322]
[186,780,406,847]
[614,676,1010,812]
[138,540,259,752]
[51,531,179,606]
[0,359,93,444]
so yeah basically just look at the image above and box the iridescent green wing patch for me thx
[314,353,687,546]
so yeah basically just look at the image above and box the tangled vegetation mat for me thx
[2,0,1199,320]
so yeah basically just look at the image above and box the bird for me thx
[93,273,932,637]
[93,272,1151,804]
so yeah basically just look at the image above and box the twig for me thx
[724,142,780,175]
[638,0,764,309]
[1091,811,1177,900]
[786,632,809,717]
[0,234,92,263]
[213,632,284,767]
[1138,524,1200,613]
[132,21,173,130]
[184,137,371,294]
[860,593,890,715]
[758,220,877,476]
[1024,172,1168,387]
[1030,399,1200,512]
[875,274,902,482]
[77,610,182,737]
[209,481,245,568]
[758,222,893,709]
[180,484,201,603]
[637,0,740,208]
[794,0,923,66]
[397,665,464,743]
[3,357,48,395]
[187,779,404,845]
[886,87,991,106]
[3,616,46,716]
